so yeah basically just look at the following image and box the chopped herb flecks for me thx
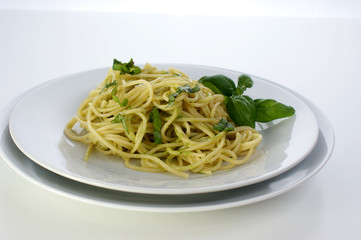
[111,114,129,134]
[168,83,200,106]
[213,118,234,132]
[149,107,162,144]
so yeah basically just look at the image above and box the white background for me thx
[1,1,361,239]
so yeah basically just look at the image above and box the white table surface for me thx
[1,6,361,240]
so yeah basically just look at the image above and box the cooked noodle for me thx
[64,63,262,178]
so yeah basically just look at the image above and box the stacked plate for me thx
[0,64,334,212]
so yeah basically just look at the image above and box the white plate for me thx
[0,83,334,212]
[8,64,319,194]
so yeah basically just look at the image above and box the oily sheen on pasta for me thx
[64,63,262,178]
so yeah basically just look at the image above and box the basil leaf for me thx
[112,95,121,105]
[150,107,162,144]
[254,99,295,122]
[148,111,154,122]
[192,83,201,92]
[111,84,118,95]
[111,114,122,123]
[120,98,128,107]
[168,94,176,106]
[168,84,200,106]
[213,118,234,132]
[177,83,200,94]
[111,114,129,134]
[99,81,118,95]
[112,58,141,75]
[226,95,256,128]
[236,75,253,95]
[198,74,236,96]
[112,95,128,107]
[106,81,118,88]
[100,79,127,107]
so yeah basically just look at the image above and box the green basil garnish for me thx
[112,58,141,75]
[112,95,121,105]
[226,95,256,128]
[198,74,236,96]
[199,74,295,128]
[99,81,118,95]
[254,99,296,122]
[236,75,253,95]
[149,107,162,144]
[100,80,128,108]
[111,114,129,134]
[168,83,200,106]
[213,118,234,132]
[119,98,128,107]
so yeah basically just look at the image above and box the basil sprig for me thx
[199,74,295,128]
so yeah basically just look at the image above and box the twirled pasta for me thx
[64,63,262,178]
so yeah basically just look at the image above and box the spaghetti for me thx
[64,63,262,178]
